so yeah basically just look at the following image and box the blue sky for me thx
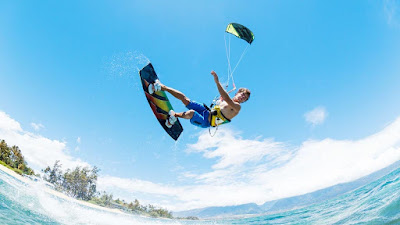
[1,0,400,211]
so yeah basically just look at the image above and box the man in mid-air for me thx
[149,71,250,128]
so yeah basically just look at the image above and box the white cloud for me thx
[97,118,400,211]
[0,111,89,171]
[2,110,400,212]
[30,122,45,131]
[384,0,400,28]
[74,137,81,151]
[0,112,22,132]
[304,106,327,126]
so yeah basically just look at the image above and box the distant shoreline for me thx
[0,163,126,215]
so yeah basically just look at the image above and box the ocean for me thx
[1,166,400,225]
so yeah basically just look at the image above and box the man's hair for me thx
[237,88,251,102]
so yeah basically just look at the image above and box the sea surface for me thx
[1,166,400,225]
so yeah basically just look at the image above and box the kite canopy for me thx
[222,22,255,95]
[226,23,255,45]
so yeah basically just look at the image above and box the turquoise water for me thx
[1,167,400,225]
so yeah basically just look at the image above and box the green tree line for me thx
[0,139,197,220]
[43,160,189,219]
[42,160,99,201]
[0,139,35,175]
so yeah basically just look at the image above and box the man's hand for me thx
[211,70,241,112]
[211,71,219,83]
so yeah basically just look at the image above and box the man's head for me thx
[233,88,251,103]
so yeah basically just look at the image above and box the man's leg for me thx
[172,110,194,119]
[161,85,190,106]
[158,83,208,127]
[166,110,194,128]
[171,109,210,128]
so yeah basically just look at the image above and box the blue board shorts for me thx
[186,101,211,128]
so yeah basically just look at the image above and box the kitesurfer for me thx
[150,71,250,128]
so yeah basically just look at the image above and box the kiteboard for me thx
[139,63,183,141]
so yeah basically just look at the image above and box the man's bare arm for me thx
[211,71,241,112]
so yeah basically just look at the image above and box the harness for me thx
[210,105,231,127]
[203,103,231,128]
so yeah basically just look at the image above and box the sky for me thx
[1,0,400,211]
